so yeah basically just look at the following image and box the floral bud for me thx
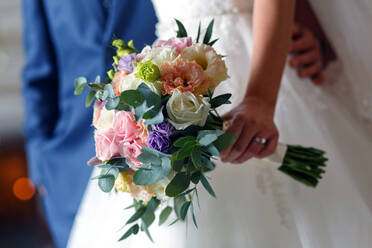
[135,60,160,82]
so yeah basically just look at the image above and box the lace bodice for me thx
[152,0,253,23]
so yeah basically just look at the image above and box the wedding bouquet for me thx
[74,20,327,242]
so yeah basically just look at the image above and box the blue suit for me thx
[21,1,157,247]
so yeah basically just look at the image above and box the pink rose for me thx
[113,111,138,141]
[154,37,192,53]
[94,129,120,161]
[119,139,144,170]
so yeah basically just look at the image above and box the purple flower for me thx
[148,131,171,153]
[151,120,175,136]
[118,53,136,73]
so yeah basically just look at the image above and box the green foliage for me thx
[158,207,172,226]
[213,132,236,151]
[180,201,191,221]
[210,93,232,108]
[175,19,188,38]
[73,77,87,95]
[196,22,201,43]
[203,19,215,45]
[133,149,171,186]
[120,90,143,107]
[165,172,190,197]
[173,136,196,147]
[200,173,216,198]
[118,224,139,241]
[197,130,224,146]
[85,90,96,107]
[126,205,147,225]
[98,174,116,193]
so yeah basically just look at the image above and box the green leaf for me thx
[126,205,147,224]
[105,97,120,110]
[173,136,196,147]
[190,203,198,229]
[88,83,104,91]
[144,106,164,125]
[191,148,202,167]
[145,197,160,214]
[141,221,154,242]
[159,206,172,226]
[142,212,155,228]
[134,101,152,121]
[133,157,171,185]
[213,132,236,151]
[180,201,191,221]
[177,142,196,160]
[200,173,216,198]
[196,21,201,43]
[191,171,201,184]
[95,75,101,83]
[205,144,219,156]
[73,77,87,95]
[137,83,161,119]
[165,173,190,197]
[203,19,214,44]
[174,195,187,218]
[210,93,232,108]
[104,84,116,98]
[172,159,185,172]
[85,90,96,107]
[118,224,139,241]
[175,19,188,38]
[197,130,223,146]
[137,149,162,165]
[96,89,109,100]
[107,158,131,171]
[208,38,219,46]
[120,90,143,107]
[98,175,115,193]
[201,156,214,170]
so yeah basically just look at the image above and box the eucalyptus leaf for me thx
[172,159,185,172]
[73,77,87,95]
[213,132,236,151]
[208,38,219,46]
[85,90,96,107]
[191,171,201,184]
[205,144,219,156]
[191,148,202,167]
[98,175,115,193]
[174,195,187,218]
[96,89,109,100]
[173,136,196,147]
[88,83,104,91]
[200,173,216,198]
[196,21,201,43]
[176,142,196,160]
[190,203,198,229]
[201,156,214,170]
[144,106,164,125]
[210,93,232,108]
[180,201,191,221]
[120,90,143,107]
[159,206,172,226]
[165,173,190,197]
[95,75,101,83]
[105,97,120,110]
[133,157,171,185]
[126,205,147,224]
[104,84,116,98]
[141,221,154,243]
[118,224,139,241]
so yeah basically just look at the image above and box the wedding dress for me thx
[68,0,372,247]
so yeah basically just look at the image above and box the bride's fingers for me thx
[220,118,244,161]
[228,123,259,162]
[299,60,322,78]
[256,133,279,159]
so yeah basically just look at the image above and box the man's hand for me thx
[289,23,324,85]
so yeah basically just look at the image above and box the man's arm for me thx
[21,0,59,181]
[22,0,59,141]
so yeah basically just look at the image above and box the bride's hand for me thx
[220,97,279,164]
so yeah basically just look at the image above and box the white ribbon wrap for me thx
[263,142,288,169]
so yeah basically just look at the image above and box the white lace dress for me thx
[68,1,372,247]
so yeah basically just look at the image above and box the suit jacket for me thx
[21,0,157,247]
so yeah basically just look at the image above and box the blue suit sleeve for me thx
[21,0,59,142]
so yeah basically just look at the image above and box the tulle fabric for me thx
[68,1,372,247]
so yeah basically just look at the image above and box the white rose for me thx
[166,89,210,130]
[118,72,162,95]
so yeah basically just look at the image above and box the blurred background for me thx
[0,0,54,247]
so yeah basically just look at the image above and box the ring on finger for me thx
[254,137,267,145]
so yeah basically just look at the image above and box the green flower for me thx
[135,60,160,82]
[111,39,138,65]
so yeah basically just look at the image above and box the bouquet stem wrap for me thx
[264,143,327,187]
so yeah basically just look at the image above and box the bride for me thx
[68,0,372,247]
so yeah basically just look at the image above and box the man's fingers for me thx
[299,60,322,78]
[292,24,302,38]
[290,34,316,53]
[290,49,319,68]
[311,73,324,85]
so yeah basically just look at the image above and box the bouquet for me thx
[74,19,327,242]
